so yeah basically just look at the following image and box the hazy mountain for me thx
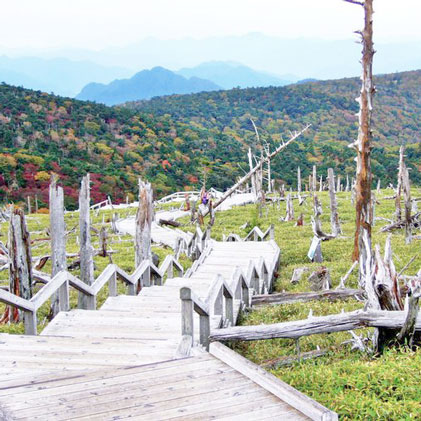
[25,33,421,81]
[0,56,131,97]
[76,66,221,105]
[176,61,296,89]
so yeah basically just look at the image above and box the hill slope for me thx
[0,70,420,209]
[76,67,221,105]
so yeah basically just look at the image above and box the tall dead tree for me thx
[328,168,342,236]
[78,174,94,309]
[312,166,317,192]
[49,177,68,317]
[402,166,412,244]
[395,146,405,222]
[6,208,33,325]
[297,167,302,193]
[346,0,375,273]
[135,179,153,287]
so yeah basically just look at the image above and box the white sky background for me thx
[1,0,420,51]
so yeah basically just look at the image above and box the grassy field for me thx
[184,188,420,420]
[1,188,421,419]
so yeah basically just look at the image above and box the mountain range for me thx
[76,67,221,105]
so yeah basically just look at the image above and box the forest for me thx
[0,69,420,210]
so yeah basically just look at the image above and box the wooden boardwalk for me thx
[0,240,337,420]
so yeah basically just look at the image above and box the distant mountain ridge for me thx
[0,55,130,97]
[76,67,221,105]
[176,61,296,89]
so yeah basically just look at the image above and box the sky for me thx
[1,0,421,51]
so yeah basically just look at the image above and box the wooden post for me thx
[99,226,108,257]
[26,196,31,215]
[180,287,194,344]
[8,208,34,330]
[328,168,342,236]
[49,177,69,316]
[35,195,39,213]
[319,175,323,192]
[78,174,95,310]
[135,178,153,288]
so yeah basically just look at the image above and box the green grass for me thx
[1,190,421,418]
[179,187,421,419]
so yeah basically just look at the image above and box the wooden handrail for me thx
[226,224,274,242]
[0,254,184,336]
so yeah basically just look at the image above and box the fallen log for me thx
[158,218,181,228]
[252,289,364,306]
[262,349,327,369]
[209,310,421,342]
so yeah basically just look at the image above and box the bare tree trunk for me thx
[403,167,412,243]
[328,168,342,236]
[336,174,341,193]
[395,145,405,222]
[319,175,323,192]
[297,167,301,194]
[376,178,381,194]
[346,0,375,273]
[135,178,153,287]
[345,175,350,192]
[312,166,317,192]
[204,125,310,216]
[27,196,31,215]
[247,148,257,201]
[285,193,295,221]
[78,174,94,309]
[7,208,32,325]
[49,177,68,317]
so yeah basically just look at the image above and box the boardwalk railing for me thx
[156,188,224,205]
[180,241,280,352]
[225,224,275,242]
[0,255,183,335]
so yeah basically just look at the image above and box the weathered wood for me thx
[210,310,421,342]
[290,267,308,284]
[345,0,375,272]
[308,267,331,291]
[158,218,180,228]
[78,174,95,310]
[311,195,335,241]
[328,168,342,236]
[402,165,412,243]
[203,125,310,216]
[209,342,338,421]
[262,349,327,369]
[7,207,33,326]
[49,178,68,316]
[285,193,295,221]
[252,289,364,306]
[135,179,153,287]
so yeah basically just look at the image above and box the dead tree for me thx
[311,195,335,241]
[203,125,310,217]
[297,167,302,193]
[49,177,68,317]
[1,208,32,326]
[328,168,342,236]
[135,178,153,287]
[312,166,317,192]
[285,193,295,221]
[395,146,405,222]
[345,0,375,271]
[78,174,94,309]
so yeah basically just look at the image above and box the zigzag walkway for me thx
[0,240,336,420]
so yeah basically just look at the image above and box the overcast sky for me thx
[1,0,420,51]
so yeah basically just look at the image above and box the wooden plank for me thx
[8,368,247,417]
[210,342,337,421]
